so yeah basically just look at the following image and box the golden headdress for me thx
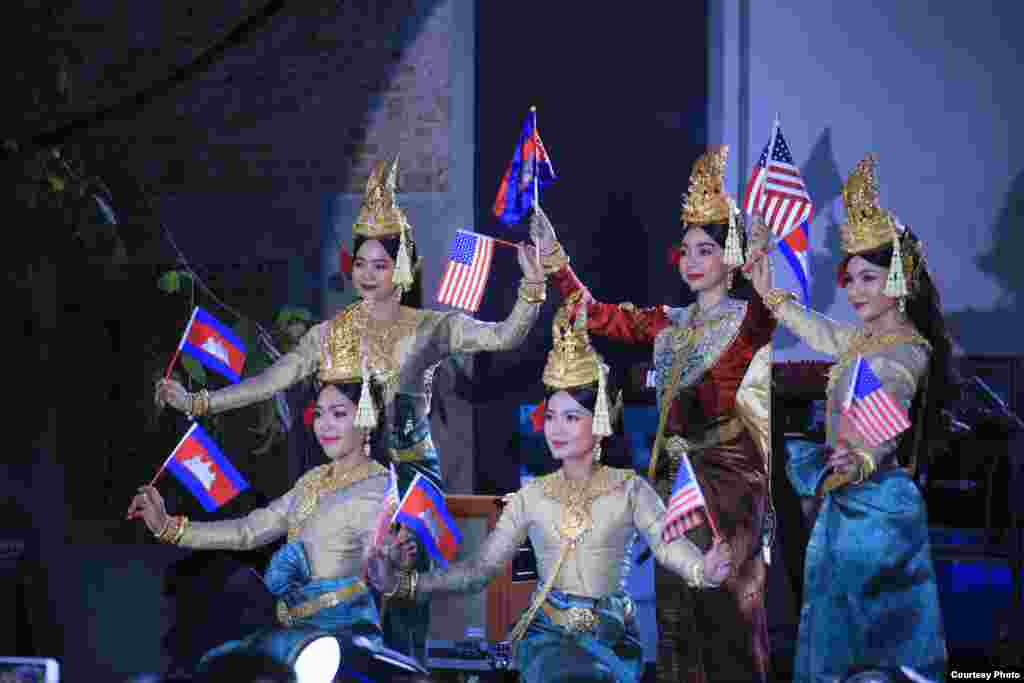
[352,156,415,290]
[542,302,613,436]
[840,154,918,298]
[318,305,377,429]
[680,146,744,266]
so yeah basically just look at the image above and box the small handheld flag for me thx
[662,450,719,543]
[174,307,248,384]
[162,423,250,512]
[436,230,496,312]
[743,120,814,304]
[392,473,463,569]
[371,464,401,551]
[492,107,556,225]
[841,356,912,447]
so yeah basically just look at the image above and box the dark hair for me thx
[680,221,756,301]
[353,234,423,308]
[315,380,391,468]
[543,381,630,468]
[838,231,954,470]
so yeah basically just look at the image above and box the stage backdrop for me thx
[472,1,710,494]
[710,0,1024,358]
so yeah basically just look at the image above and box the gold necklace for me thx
[288,459,386,540]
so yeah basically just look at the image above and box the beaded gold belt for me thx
[276,580,368,627]
[541,602,598,634]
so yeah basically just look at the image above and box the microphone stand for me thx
[966,376,1023,649]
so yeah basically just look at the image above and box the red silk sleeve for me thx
[550,263,671,346]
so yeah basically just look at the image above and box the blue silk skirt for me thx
[514,590,644,683]
[786,440,947,682]
[198,541,381,672]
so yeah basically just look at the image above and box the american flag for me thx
[437,230,495,312]
[743,122,814,240]
[841,356,912,447]
[662,451,709,543]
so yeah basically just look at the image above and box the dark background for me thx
[471,1,708,493]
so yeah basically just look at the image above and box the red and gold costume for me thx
[545,146,774,682]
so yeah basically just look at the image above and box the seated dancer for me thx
[367,301,734,683]
[128,354,403,681]
[155,155,546,660]
[748,154,948,681]
[532,146,773,683]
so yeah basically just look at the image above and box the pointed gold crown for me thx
[319,304,366,384]
[542,301,603,391]
[840,154,900,254]
[353,156,412,239]
[680,145,734,227]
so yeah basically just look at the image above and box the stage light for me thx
[291,635,341,683]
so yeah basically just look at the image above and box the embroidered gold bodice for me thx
[773,299,931,469]
[178,459,388,580]
[414,466,705,601]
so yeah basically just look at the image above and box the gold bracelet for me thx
[382,571,405,600]
[153,516,172,541]
[401,569,413,602]
[762,288,796,316]
[540,241,569,275]
[691,560,705,589]
[155,515,177,543]
[171,516,190,545]
[850,450,876,485]
[190,389,211,417]
[518,278,546,305]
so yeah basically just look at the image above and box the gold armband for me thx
[540,241,570,275]
[762,288,796,316]
[518,278,547,305]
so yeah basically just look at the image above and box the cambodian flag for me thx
[778,221,812,306]
[178,307,247,383]
[165,423,250,512]
[492,107,556,226]
[392,473,463,568]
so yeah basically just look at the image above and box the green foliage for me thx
[156,270,194,294]
[180,354,207,387]
[275,306,315,328]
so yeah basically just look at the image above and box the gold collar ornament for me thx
[679,145,744,267]
[542,302,613,437]
[839,154,920,299]
[352,156,415,291]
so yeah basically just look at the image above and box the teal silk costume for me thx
[189,158,544,660]
[379,303,719,683]
[411,466,710,683]
[777,303,947,682]
[770,154,947,682]
[544,146,774,683]
[172,459,391,671]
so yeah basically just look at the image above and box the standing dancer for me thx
[749,154,948,681]
[367,300,735,683]
[156,156,546,661]
[533,146,774,682]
